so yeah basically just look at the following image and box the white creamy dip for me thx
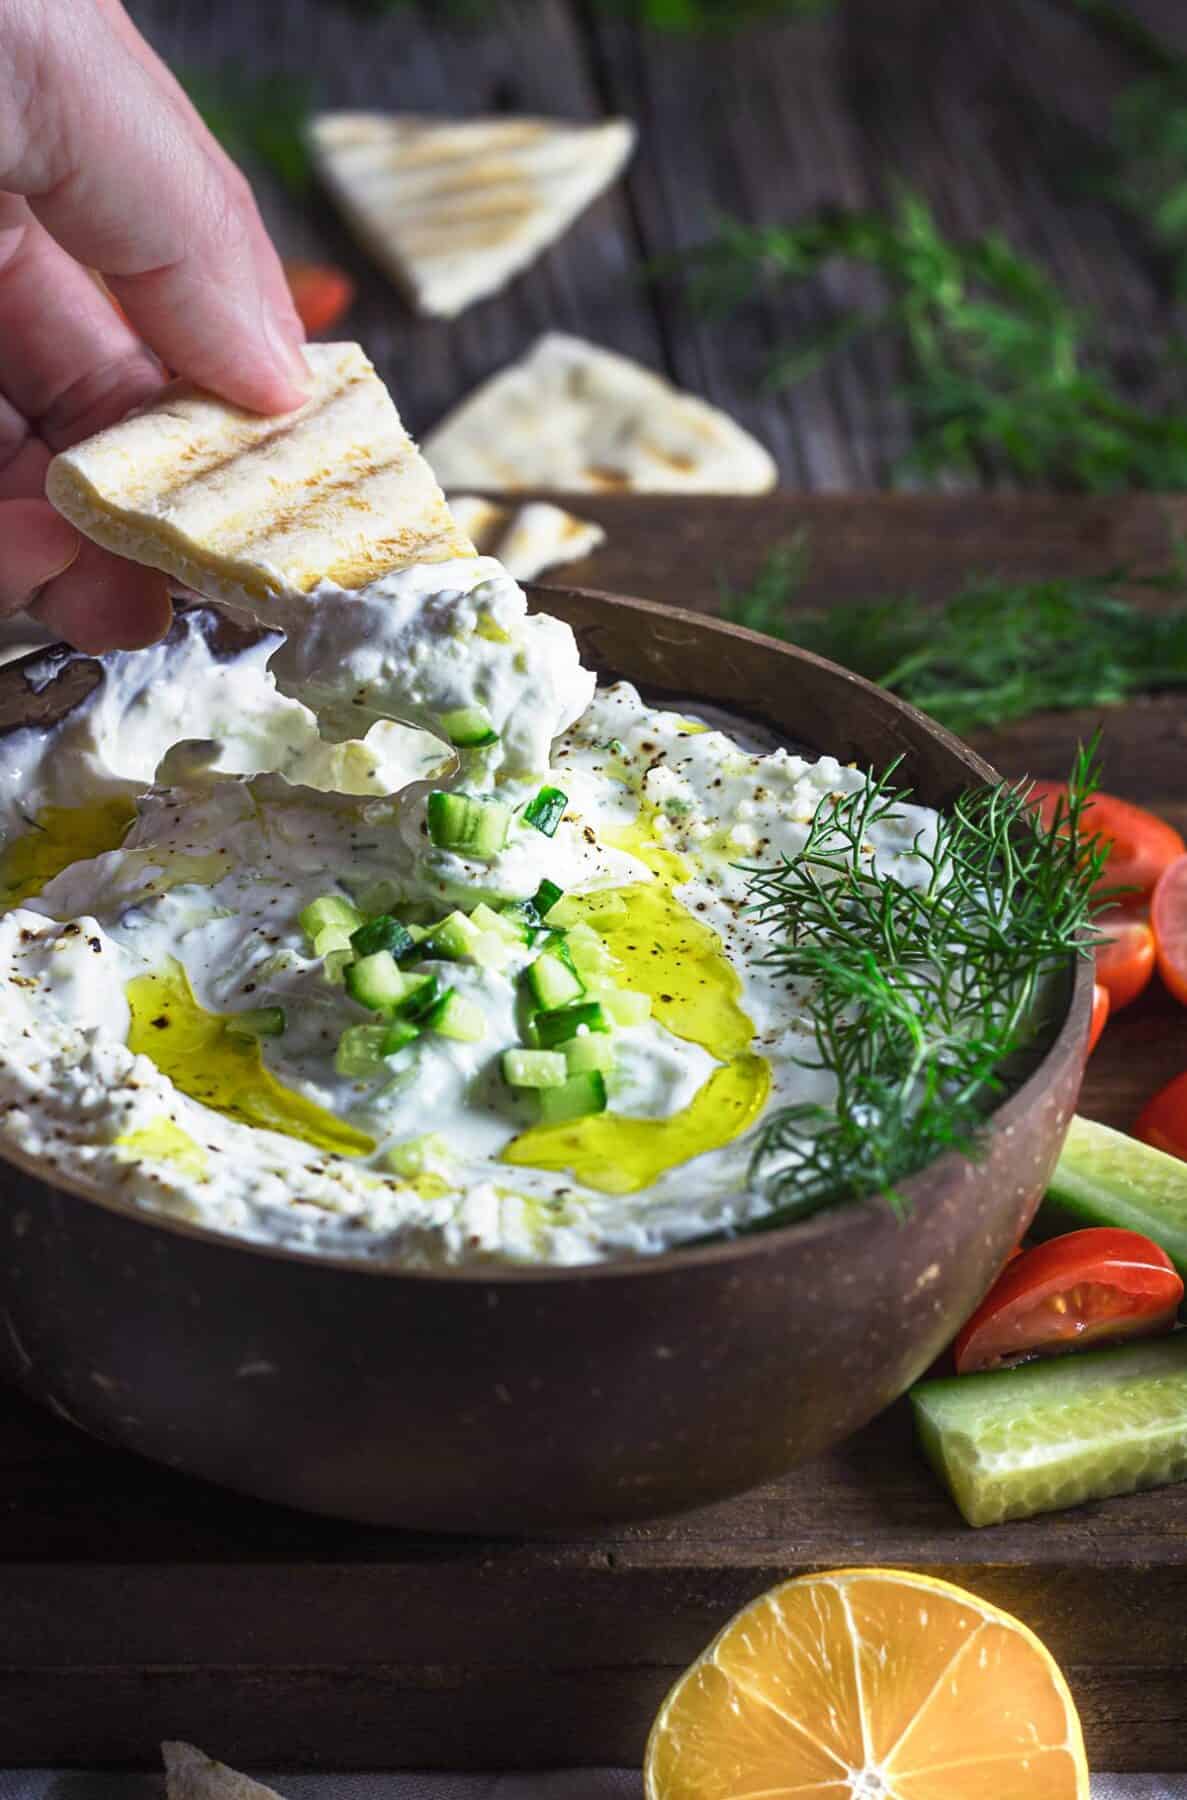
[0,565,940,1267]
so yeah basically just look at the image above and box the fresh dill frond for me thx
[732,742,1107,1231]
[181,68,315,198]
[718,531,811,635]
[668,190,1187,489]
[717,540,1187,733]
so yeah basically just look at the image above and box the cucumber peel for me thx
[912,1332,1187,1526]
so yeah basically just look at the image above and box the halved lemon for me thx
[645,1568,1088,1800]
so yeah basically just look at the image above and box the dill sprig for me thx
[669,190,1187,489]
[734,744,1107,1231]
[719,540,1187,733]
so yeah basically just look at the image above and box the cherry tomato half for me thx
[1136,1068,1187,1163]
[283,261,356,337]
[1095,908,1157,1012]
[1152,852,1187,1008]
[1088,981,1110,1053]
[1028,783,1185,901]
[953,1227,1183,1374]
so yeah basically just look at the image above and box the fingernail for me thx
[263,313,311,396]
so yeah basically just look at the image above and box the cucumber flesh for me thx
[536,1001,609,1049]
[526,951,584,1011]
[225,1006,286,1040]
[502,1049,568,1089]
[1036,1115,1187,1280]
[438,705,498,748]
[299,894,364,941]
[345,950,407,1014]
[911,1332,1187,1527]
[538,1070,607,1125]
[426,792,510,861]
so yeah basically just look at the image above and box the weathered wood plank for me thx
[126,0,667,440]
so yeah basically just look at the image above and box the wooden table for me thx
[126,0,1187,488]
[3,494,1186,1775]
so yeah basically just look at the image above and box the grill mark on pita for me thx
[318,120,555,167]
[97,372,369,509]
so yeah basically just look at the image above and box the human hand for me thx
[0,0,309,653]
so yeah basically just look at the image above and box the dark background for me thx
[126,0,1187,488]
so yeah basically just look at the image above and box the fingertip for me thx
[32,541,173,653]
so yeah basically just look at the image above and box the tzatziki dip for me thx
[0,561,939,1267]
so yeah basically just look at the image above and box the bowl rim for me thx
[0,585,1091,1285]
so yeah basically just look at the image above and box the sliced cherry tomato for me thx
[1151,852,1187,1008]
[1028,782,1185,900]
[1088,981,1110,1053]
[1136,1068,1187,1162]
[284,261,355,336]
[953,1227,1183,1373]
[1094,907,1156,1011]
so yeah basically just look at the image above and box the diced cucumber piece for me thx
[385,1132,450,1177]
[225,1006,286,1041]
[322,946,353,987]
[603,988,653,1026]
[541,895,583,928]
[532,878,565,918]
[581,890,629,924]
[424,909,484,962]
[381,1017,421,1056]
[536,1001,609,1049]
[526,952,585,1011]
[470,902,525,945]
[335,1023,390,1077]
[502,1048,568,1089]
[423,989,486,1042]
[471,932,513,972]
[345,951,407,1014]
[498,899,541,941]
[1035,1115,1187,1280]
[522,785,568,837]
[538,1070,608,1125]
[912,1333,1187,1527]
[565,922,617,978]
[438,705,499,748]
[426,792,511,861]
[350,914,417,961]
[299,895,363,941]
[313,924,354,961]
[564,1033,617,1075]
[397,973,442,1021]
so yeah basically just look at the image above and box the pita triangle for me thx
[163,1740,288,1800]
[46,342,474,610]
[448,495,605,580]
[309,112,636,318]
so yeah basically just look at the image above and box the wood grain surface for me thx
[124,0,1187,486]
[1,494,1186,1773]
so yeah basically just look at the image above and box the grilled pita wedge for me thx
[163,1740,287,1800]
[309,112,635,318]
[423,334,777,493]
[448,495,605,580]
[45,342,473,610]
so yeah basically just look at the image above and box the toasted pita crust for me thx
[45,343,473,607]
[163,1740,287,1800]
[423,334,777,493]
[448,495,605,581]
[310,113,635,319]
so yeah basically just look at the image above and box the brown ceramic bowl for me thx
[0,588,1090,1532]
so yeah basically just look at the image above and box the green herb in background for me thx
[719,539,1187,733]
[726,743,1107,1230]
[181,69,314,197]
[669,189,1187,489]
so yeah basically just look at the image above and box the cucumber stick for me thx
[1035,1115,1187,1279]
[912,1333,1187,1527]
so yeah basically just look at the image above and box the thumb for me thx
[0,499,79,613]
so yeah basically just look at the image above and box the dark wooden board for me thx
[3,496,1187,1774]
[124,0,1187,483]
